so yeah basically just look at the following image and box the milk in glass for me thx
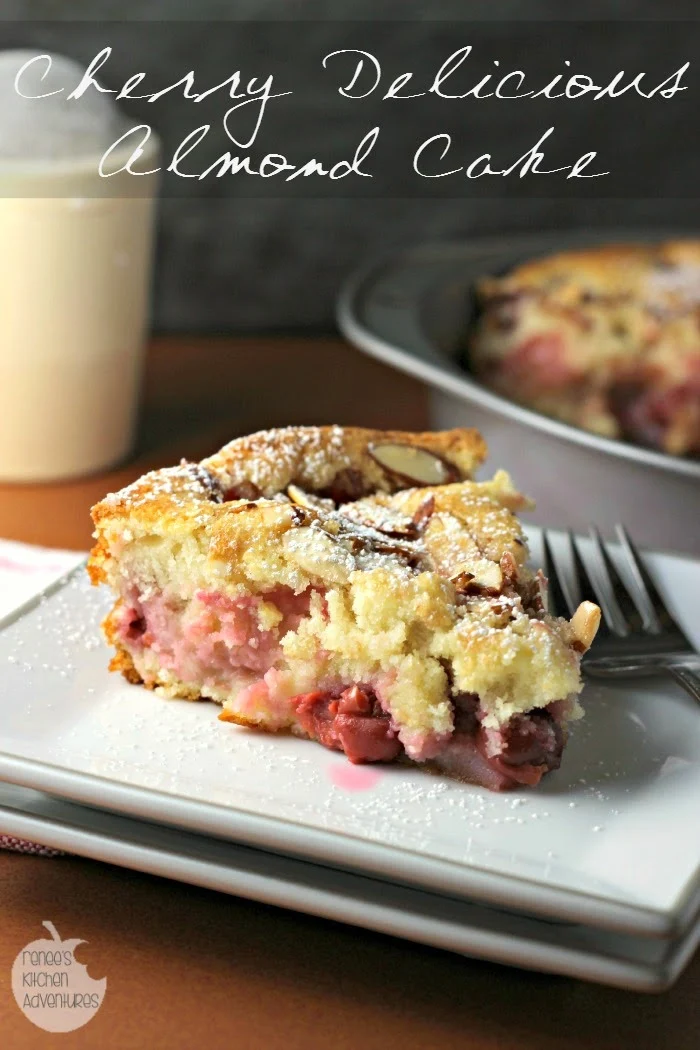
[0,51,159,480]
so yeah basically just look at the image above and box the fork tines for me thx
[542,531,606,630]
[542,525,679,640]
[614,525,672,634]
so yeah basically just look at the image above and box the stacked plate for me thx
[1,535,699,992]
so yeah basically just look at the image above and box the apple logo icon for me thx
[12,920,106,1032]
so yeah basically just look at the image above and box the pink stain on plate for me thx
[328,763,383,791]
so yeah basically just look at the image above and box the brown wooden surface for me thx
[1,336,699,1049]
[0,336,429,550]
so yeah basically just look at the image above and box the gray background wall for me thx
[3,1,700,331]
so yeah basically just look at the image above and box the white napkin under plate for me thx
[0,538,85,854]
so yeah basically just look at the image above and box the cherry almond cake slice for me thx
[89,426,600,791]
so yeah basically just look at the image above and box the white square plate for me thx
[1,530,699,939]
[2,781,698,992]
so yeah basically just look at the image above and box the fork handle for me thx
[585,652,700,675]
[669,665,700,707]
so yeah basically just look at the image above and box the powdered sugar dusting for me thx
[207,425,351,493]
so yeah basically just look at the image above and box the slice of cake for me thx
[89,425,600,791]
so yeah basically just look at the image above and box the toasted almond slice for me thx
[371,540,424,566]
[341,500,418,538]
[472,560,503,591]
[334,517,424,566]
[368,442,457,486]
[425,512,503,591]
[500,550,519,585]
[476,562,503,596]
[225,501,258,514]
[412,495,436,530]
[449,561,504,595]
[450,570,476,593]
[449,560,503,592]
[570,601,601,652]
[377,521,418,539]
[288,505,312,527]
[287,484,335,513]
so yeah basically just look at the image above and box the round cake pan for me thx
[337,233,700,556]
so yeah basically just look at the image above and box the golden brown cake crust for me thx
[478,240,700,299]
[204,425,487,497]
[89,425,487,585]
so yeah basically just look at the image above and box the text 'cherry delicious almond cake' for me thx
[88,426,600,791]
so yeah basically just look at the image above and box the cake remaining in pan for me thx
[89,425,599,791]
[470,241,700,457]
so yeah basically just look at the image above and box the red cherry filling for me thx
[292,685,402,764]
[475,710,564,787]
[291,685,565,789]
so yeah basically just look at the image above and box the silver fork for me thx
[542,525,700,706]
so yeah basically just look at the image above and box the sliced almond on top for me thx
[499,550,519,586]
[368,442,457,487]
[289,505,310,527]
[570,601,601,652]
[475,560,504,591]
[226,501,258,514]
[450,560,503,592]
[411,494,436,530]
[450,570,476,594]
[425,513,503,592]
[449,560,504,595]
[341,500,418,538]
[287,484,335,513]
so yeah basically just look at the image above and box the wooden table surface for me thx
[1,336,699,1049]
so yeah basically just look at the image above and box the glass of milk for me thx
[0,50,160,481]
